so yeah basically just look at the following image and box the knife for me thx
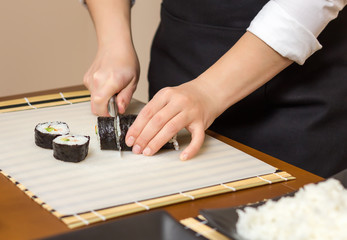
[107,94,122,154]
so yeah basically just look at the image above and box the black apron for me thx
[148,0,347,178]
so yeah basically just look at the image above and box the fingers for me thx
[83,46,140,116]
[126,96,205,160]
[180,124,205,161]
[86,70,137,116]
[135,110,185,155]
[131,111,205,161]
[125,89,169,147]
[125,84,213,160]
[90,72,118,116]
[116,77,137,114]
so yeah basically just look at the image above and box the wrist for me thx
[97,33,133,52]
[194,32,292,117]
[96,19,133,49]
[86,0,133,49]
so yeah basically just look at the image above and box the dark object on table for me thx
[53,135,90,163]
[97,115,178,151]
[41,210,203,240]
[201,203,259,239]
[331,168,347,188]
[35,121,70,149]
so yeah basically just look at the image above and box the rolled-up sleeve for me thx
[247,0,346,65]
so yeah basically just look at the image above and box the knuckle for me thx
[176,94,190,106]
[91,71,106,86]
[135,135,150,147]
[158,87,174,98]
[165,121,179,136]
[83,72,92,87]
[83,76,88,85]
[83,79,89,88]
[147,141,161,154]
[92,95,104,105]
[92,71,102,81]
[140,107,153,120]
[152,113,165,127]
[188,122,205,134]
[127,125,139,138]
[113,71,129,84]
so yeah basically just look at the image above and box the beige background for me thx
[0,0,161,103]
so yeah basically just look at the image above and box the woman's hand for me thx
[125,80,220,161]
[83,43,139,116]
[84,0,138,116]
[124,32,292,160]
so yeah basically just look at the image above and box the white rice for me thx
[236,179,347,240]
[53,135,89,145]
[169,135,179,150]
[36,121,69,135]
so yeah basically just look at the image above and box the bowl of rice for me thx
[235,179,347,240]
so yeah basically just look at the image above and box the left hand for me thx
[125,80,219,160]
[125,32,293,160]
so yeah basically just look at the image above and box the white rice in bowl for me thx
[236,179,347,240]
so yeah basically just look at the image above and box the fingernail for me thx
[126,136,135,146]
[180,153,188,161]
[132,144,141,154]
[143,147,151,156]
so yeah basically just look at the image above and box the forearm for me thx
[194,31,293,119]
[85,0,132,48]
[83,0,139,116]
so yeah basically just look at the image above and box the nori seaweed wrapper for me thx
[97,115,178,151]
[97,117,118,150]
[53,136,90,163]
[119,114,137,151]
[34,122,69,149]
[35,129,58,149]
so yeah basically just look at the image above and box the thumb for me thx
[180,125,205,161]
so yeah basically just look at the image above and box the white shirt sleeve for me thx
[247,0,346,65]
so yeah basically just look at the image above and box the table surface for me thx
[0,86,324,240]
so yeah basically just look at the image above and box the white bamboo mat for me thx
[0,100,277,216]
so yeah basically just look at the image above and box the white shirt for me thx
[247,0,346,64]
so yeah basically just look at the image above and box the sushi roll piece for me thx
[118,114,137,151]
[96,115,179,151]
[35,121,70,149]
[53,135,90,162]
[97,116,119,150]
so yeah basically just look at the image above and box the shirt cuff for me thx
[247,1,322,65]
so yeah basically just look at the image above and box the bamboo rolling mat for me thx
[0,90,295,229]
[181,215,230,240]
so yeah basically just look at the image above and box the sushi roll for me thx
[97,116,120,150]
[53,135,90,162]
[35,121,70,149]
[96,115,179,151]
[119,114,137,151]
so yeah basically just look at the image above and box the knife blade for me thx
[107,94,122,154]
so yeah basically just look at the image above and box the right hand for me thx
[83,42,140,116]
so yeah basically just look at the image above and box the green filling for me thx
[61,138,70,142]
[45,126,55,132]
